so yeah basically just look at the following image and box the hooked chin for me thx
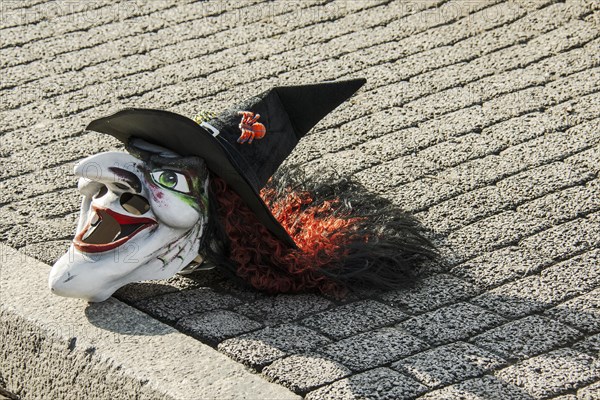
[49,252,114,302]
[48,224,202,302]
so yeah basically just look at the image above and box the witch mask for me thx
[49,139,210,302]
[48,80,373,301]
[47,80,435,302]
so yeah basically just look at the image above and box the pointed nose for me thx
[75,152,143,194]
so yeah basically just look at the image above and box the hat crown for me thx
[209,78,366,190]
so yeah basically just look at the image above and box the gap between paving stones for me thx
[0,0,48,15]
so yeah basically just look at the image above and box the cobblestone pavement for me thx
[2,0,599,398]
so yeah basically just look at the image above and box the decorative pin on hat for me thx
[49,79,436,302]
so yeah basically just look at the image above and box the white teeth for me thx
[91,213,100,226]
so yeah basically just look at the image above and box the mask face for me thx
[49,140,209,302]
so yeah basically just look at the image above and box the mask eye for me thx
[150,170,191,194]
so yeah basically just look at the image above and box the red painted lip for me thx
[73,206,156,254]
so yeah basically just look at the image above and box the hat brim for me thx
[86,108,296,248]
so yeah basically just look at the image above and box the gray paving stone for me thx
[392,342,506,389]
[452,246,551,289]
[574,333,600,356]
[16,239,72,266]
[1,0,264,67]
[497,121,600,175]
[564,145,600,176]
[113,281,181,304]
[495,348,600,399]
[587,211,600,224]
[262,353,351,394]
[1,0,303,83]
[113,269,229,303]
[2,189,80,220]
[6,2,394,101]
[379,274,481,314]
[418,375,535,400]
[577,380,600,400]
[218,324,331,368]
[550,394,578,400]
[318,327,428,372]
[472,315,583,361]
[305,367,427,400]
[301,58,598,169]
[133,288,242,324]
[1,132,120,179]
[495,162,596,207]
[176,310,263,345]
[3,0,368,109]
[417,186,508,235]
[1,1,184,48]
[472,249,600,318]
[1,216,72,249]
[0,164,75,205]
[545,289,600,334]
[234,294,332,327]
[517,180,600,225]
[0,0,447,132]
[0,103,118,156]
[300,299,408,340]
[520,218,600,261]
[4,0,584,136]
[0,200,76,227]
[355,65,599,193]
[404,21,600,111]
[397,302,506,346]
[443,211,549,262]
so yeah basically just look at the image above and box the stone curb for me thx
[0,244,299,400]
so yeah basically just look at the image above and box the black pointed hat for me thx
[86,79,366,247]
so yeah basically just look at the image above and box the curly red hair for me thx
[211,177,363,296]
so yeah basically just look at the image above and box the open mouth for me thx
[74,206,156,253]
